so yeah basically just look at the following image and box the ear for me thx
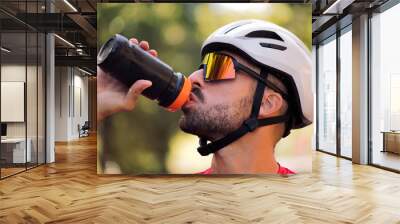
[258,90,284,119]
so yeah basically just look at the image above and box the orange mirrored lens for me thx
[202,53,235,81]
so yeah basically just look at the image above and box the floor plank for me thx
[0,135,400,223]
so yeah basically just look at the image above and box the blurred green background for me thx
[97,3,312,174]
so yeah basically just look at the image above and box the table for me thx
[1,138,31,163]
[381,131,400,154]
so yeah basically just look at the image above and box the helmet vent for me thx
[259,42,287,51]
[245,30,284,42]
[224,22,251,34]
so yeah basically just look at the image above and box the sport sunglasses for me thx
[199,52,288,99]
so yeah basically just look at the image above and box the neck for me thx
[209,127,280,174]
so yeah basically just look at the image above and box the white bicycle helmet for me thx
[201,19,313,129]
[197,19,313,156]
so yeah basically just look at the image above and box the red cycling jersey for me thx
[197,163,295,175]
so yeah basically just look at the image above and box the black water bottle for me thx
[97,34,191,112]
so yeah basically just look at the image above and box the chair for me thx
[78,121,90,138]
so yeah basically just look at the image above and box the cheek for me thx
[204,85,246,107]
[202,75,255,105]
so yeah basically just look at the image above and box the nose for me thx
[188,68,204,88]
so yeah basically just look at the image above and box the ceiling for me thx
[312,0,390,44]
[4,0,393,72]
[0,0,97,73]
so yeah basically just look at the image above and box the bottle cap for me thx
[166,76,192,112]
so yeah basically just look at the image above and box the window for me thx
[371,2,400,171]
[339,27,352,158]
[317,35,337,154]
[0,1,46,179]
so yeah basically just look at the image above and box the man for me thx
[98,20,313,174]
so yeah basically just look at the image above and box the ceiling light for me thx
[323,0,355,15]
[1,47,11,53]
[63,0,78,12]
[54,34,75,48]
[78,67,93,76]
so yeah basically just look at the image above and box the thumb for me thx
[123,80,152,110]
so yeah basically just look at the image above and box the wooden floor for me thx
[1,163,45,178]
[1,135,400,223]
[1,167,26,178]
[373,150,400,171]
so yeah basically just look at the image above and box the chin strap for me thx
[197,69,291,156]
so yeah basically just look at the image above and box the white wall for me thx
[1,63,46,164]
[72,72,89,138]
[55,67,69,141]
[1,65,32,138]
[54,67,89,141]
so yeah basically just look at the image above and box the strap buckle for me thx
[197,146,211,156]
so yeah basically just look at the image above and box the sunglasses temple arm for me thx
[237,64,289,100]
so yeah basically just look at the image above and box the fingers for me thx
[148,49,158,57]
[129,38,158,57]
[139,40,149,51]
[129,38,139,45]
[123,80,152,111]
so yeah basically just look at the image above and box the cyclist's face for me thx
[179,52,259,140]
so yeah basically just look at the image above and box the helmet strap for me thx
[197,69,291,156]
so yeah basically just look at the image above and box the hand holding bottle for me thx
[97,38,157,121]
